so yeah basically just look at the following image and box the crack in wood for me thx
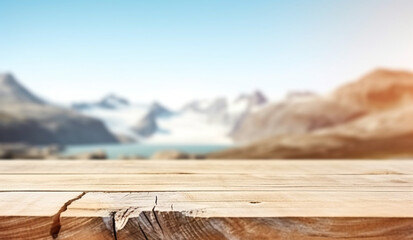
[50,192,86,239]
[110,195,165,239]
[152,206,165,235]
[151,195,166,237]
[138,221,149,240]
[142,211,154,230]
[111,212,118,240]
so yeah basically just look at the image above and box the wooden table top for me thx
[0,160,412,239]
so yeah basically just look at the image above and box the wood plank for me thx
[117,215,413,240]
[64,191,413,218]
[60,190,413,239]
[0,191,413,239]
[0,173,411,192]
[1,159,412,174]
[0,192,85,240]
[0,160,412,239]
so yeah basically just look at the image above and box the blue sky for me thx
[1,0,413,108]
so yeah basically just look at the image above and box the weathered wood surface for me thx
[0,160,412,239]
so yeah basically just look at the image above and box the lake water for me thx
[62,143,232,159]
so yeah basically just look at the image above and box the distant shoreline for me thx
[61,143,233,159]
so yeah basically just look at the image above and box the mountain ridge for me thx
[0,73,118,145]
[210,68,413,159]
[72,91,268,143]
[72,94,130,110]
[0,73,45,105]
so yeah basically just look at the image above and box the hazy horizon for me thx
[2,0,413,108]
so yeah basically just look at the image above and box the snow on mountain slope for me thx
[73,95,174,141]
[181,91,267,126]
[77,104,148,140]
[147,91,268,144]
[72,94,130,110]
[72,91,268,144]
[147,111,232,144]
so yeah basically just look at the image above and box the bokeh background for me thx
[1,0,413,159]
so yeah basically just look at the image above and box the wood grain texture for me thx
[0,160,412,239]
[1,160,412,174]
[119,214,413,240]
[0,173,412,192]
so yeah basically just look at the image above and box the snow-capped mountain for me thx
[72,94,130,110]
[71,91,268,144]
[72,95,172,141]
[235,90,268,108]
[147,91,268,144]
[181,91,267,125]
[131,102,173,137]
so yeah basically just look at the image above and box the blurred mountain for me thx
[333,69,413,111]
[0,73,44,104]
[235,90,268,107]
[133,113,158,137]
[73,96,172,141]
[231,92,364,143]
[182,91,267,126]
[72,94,130,110]
[73,91,267,144]
[0,112,57,144]
[144,91,268,144]
[210,69,413,159]
[133,102,172,137]
[147,101,172,118]
[0,74,118,145]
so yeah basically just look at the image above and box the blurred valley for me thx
[2,68,413,159]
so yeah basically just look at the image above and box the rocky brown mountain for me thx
[211,69,413,159]
[230,94,364,144]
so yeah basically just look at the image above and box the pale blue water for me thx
[62,143,231,159]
